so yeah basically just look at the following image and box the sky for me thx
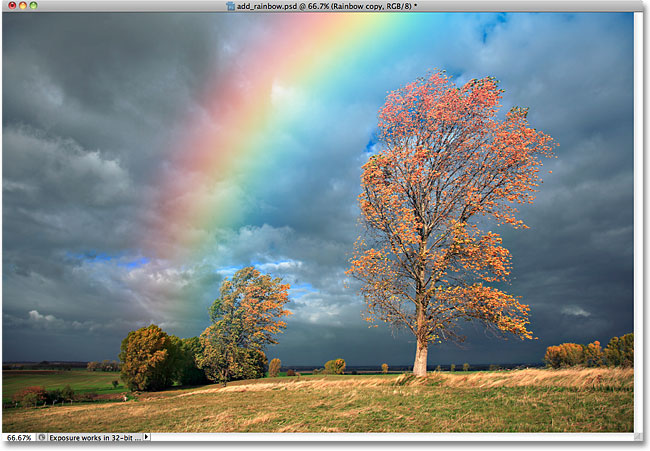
[2,12,634,367]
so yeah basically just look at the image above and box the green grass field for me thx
[3,370,125,402]
[2,368,633,433]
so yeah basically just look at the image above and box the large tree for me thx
[119,324,180,391]
[197,266,291,384]
[348,71,555,377]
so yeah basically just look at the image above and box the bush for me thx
[450,364,455,372]
[381,363,389,374]
[269,358,281,377]
[61,385,75,402]
[489,364,499,371]
[312,368,324,375]
[13,386,47,407]
[324,358,346,375]
[435,365,441,372]
[46,389,63,405]
[463,363,470,372]
[351,370,358,375]
[111,380,119,389]
[286,369,296,376]
[605,333,633,367]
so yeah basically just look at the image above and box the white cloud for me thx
[561,305,591,317]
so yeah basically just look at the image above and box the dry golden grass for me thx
[396,367,634,390]
[3,368,633,433]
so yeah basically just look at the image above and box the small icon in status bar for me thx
[30,1,36,8]
[8,1,16,8]
[18,1,26,8]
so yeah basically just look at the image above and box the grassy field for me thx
[2,368,633,433]
[3,370,125,402]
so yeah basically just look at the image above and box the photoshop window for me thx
[1,0,642,442]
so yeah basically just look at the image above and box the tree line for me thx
[86,360,120,372]
[544,333,633,368]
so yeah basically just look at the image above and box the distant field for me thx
[2,368,633,433]
[3,370,124,401]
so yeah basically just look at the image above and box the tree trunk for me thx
[413,338,428,377]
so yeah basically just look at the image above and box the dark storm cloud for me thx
[2,12,634,366]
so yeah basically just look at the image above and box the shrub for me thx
[605,333,633,367]
[13,386,47,407]
[286,369,296,376]
[351,370,358,375]
[46,389,63,405]
[312,368,324,375]
[381,363,389,374]
[111,380,119,389]
[463,363,470,372]
[450,364,455,372]
[87,361,100,371]
[61,385,75,402]
[324,358,346,375]
[269,358,281,377]
[435,365,441,372]
[489,364,499,371]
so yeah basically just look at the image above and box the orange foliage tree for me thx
[119,324,180,391]
[348,70,555,377]
[544,343,584,368]
[198,267,291,384]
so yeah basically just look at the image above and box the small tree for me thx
[324,358,346,375]
[111,380,119,389]
[604,333,633,367]
[450,364,455,372]
[269,358,282,377]
[544,343,583,368]
[381,363,389,374]
[46,389,63,405]
[61,385,74,403]
[463,363,470,372]
[119,324,180,391]
[583,341,604,367]
[86,361,100,371]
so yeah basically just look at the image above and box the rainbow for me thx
[149,13,434,261]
